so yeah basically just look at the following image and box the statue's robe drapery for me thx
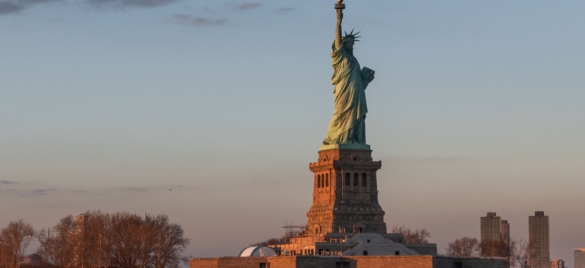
[323,41,370,145]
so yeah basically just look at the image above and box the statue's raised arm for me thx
[335,8,343,50]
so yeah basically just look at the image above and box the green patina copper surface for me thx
[322,4,375,149]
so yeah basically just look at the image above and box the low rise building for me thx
[191,256,507,268]
[550,259,565,268]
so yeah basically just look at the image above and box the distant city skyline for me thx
[1,1,585,267]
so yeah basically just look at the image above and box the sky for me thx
[1,0,585,266]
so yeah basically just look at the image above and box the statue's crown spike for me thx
[342,29,361,42]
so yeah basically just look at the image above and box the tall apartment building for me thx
[529,211,549,268]
[576,248,585,268]
[550,259,565,268]
[481,212,501,243]
[501,220,510,247]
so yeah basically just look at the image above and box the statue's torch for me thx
[335,0,345,10]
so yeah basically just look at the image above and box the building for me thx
[75,214,87,232]
[550,259,565,268]
[480,212,501,243]
[191,256,507,268]
[189,2,508,266]
[500,220,510,247]
[272,147,436,257]
[189,145,507,267]
[480,212,511,258]
[576,248,585,268]
[528,211,549,268]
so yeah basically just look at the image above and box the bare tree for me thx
[36,216,78,268]
[0,219,36,268]
[146,215,190,268]
[480,240,504,257]
[36,211,190,268]
[391,225,431,244]
[83,210,112,268]
[479,239,516,267]
[445,237,479,257]
[110,212,143,268]
[512,240,538,268]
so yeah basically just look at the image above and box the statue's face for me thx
[343,39,355,50]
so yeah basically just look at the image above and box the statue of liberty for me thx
[323,1,375,148]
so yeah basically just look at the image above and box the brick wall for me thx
[190,255,507,268]
[190,258,218,268]
[347,256,434,268]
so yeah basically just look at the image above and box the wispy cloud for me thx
[71,189,90,194]
[120,187,148,192]
[25,188,57,196]
[0,0,60,15]
[20,0,62,4]
[86,0,177,9]
[278,7,293,13]
[170,14,227,26]
[229,2,262,11]
[0,180,19,184]
[0,1,24,14]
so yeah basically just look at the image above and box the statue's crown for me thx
[342,29,361,42]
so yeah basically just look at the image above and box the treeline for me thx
[390,225,431,244]
[445,237,538,268]
[0,210,190,268]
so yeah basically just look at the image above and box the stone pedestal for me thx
[305,148,386,236]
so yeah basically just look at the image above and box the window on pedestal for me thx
[345,173,350,187]
[325,174,329,187]
[353,173,358,187]
[317,175,321,188]
[362,173,367,187]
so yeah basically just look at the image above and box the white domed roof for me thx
[238,246,278,257]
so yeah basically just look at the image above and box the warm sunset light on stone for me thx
[1,0,584,268]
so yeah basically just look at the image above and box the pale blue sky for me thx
[1,0,585,266]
